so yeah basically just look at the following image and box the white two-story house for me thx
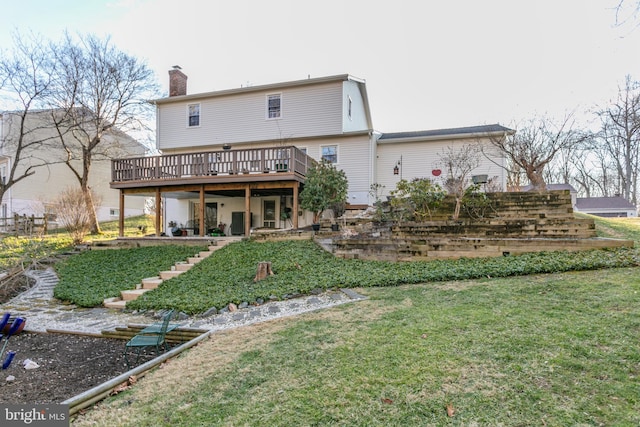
[110,69,511,237]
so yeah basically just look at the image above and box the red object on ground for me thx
[2,318,26,336]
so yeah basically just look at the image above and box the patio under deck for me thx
[110,146,313,237]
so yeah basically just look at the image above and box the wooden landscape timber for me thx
[327,190,634,260]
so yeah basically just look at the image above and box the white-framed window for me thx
[188,103,200,127]
[110,208,120,217]
[347,96,352,120]
[266,94,281,119]
[0,163,6,185]
[321,145,338,164]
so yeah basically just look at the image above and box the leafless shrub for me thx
[53,187,97,244]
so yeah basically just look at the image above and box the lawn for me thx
[73,267,640,426]
[68,215,640,426]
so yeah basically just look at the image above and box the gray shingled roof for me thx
[378,124,513,141]
[576,197,636,210]
[521,184,577,193]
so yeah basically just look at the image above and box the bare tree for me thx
[438,143,482,219]
[0,33,58,206]
[570,133,621,198]
[47,33,159,234]
[593,76,640,204]
[615,0,640,26]
[490,115,587,191]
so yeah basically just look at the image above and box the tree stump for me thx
[253,261,274,282]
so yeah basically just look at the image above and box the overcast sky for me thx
[1,0,639,132]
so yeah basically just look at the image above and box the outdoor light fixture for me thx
[222,144,231,150]
[393,156,402,179]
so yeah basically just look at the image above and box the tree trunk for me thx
[253,262,274,282]
[525,165,547,191]
[82,186,101,235]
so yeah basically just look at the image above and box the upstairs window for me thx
[321,145,338,164]
[267,94,281,119]
[188,104,200,127]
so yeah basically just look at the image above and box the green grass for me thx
[585,214,640,243]
[74,268,640,426]
[95,214,156,240]
[0,235,73,270]
[0,215,156,270]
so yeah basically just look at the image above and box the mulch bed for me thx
[0,331,145,404]
[0,270,152,404]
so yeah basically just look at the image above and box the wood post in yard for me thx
[253,261,274,282]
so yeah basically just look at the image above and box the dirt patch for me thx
[0,331,149,404]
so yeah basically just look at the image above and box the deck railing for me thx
[111,146,313,183]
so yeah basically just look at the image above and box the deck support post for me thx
[292,182,299,230]
[119,191,125,237]
[245,184,251,236]
[155,188,161,236]
[199,186,205,236]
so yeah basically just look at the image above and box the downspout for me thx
[369,130,378,206]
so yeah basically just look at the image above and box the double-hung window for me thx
[188,103,200,127]
[267,94,281,119]
[321,145,338,164]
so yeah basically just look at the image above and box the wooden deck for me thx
[111,146,312,188]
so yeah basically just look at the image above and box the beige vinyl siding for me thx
[1,111,146,220]
[162,134,374,205]
[158,82,345,150]
[342,81,369,132]
[375,138,506,198]
[296,134,372,205]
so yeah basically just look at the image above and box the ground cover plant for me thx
[125,239,640,314]
[53,245,206,306]
[72,266,640,426]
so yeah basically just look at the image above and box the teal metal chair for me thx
[123,309,175,368]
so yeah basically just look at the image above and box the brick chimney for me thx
[169,66,187,97]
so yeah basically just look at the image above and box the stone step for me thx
[159,270,185,280]
[121,288,151,301]
[142,277,163,289]
[188,256,205,264]
[175,263,194,272]
[103,297,127,309]
[199,251,214,258]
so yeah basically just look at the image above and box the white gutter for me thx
[377,130,514,144]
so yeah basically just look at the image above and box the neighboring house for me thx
[574,196,638,218]
[110,69,512,237]
[0,110,147,224]
[522,183,578,208]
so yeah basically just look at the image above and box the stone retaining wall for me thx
[326,190,634,260]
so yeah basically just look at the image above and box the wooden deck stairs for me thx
[103,240,232,310]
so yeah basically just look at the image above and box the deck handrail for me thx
[111,146,313,183]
